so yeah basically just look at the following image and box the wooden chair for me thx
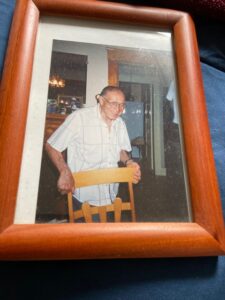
[67,167,136,223]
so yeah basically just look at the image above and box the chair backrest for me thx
[67,167,136,223]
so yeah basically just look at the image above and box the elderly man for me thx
[46,86,141,210]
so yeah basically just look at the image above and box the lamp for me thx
[49,75,65,88]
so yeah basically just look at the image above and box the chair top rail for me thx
[73,167,134,188]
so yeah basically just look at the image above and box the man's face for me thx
[99,90,125,121]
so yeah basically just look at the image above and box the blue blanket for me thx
[0,1,225,299]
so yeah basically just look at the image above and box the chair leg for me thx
[68,193,74,223]
[82,202,93,223]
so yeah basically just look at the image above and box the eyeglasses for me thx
[102,96,126,110]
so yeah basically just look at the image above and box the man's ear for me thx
[95,94,101,103]
[98,95,104,106]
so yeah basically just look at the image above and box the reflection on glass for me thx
[35,37,191,224]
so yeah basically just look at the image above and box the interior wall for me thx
[53,41,108,106]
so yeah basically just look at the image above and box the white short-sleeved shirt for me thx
[47,104,131,206]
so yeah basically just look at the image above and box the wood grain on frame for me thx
[0,0,224,259]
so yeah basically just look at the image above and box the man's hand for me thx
[126,160,141,184]
[57,168,75,195]
[45,143,75,195]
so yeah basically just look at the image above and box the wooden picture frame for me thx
[0,0,224,259]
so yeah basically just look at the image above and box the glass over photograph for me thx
[14,17,192,224]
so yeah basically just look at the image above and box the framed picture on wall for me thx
[0,0,224,260]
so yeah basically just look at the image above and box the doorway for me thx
[108,47,191,221]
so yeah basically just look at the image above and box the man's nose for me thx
[114,104,120,112]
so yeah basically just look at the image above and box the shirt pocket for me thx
[82,126,103,164]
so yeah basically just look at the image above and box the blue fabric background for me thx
[0,1,225,299]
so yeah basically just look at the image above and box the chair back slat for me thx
[82,202,93,223]
[114,198,122,222]
[98,206,107,222]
